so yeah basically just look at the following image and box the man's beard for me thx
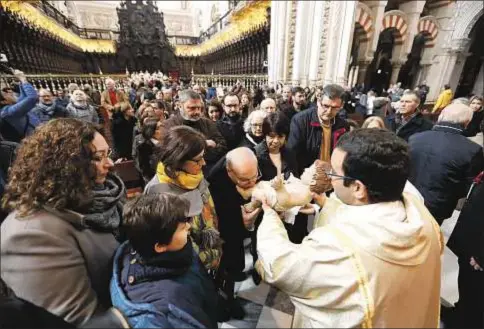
[227,112,241,121]
[181,111,200,122]
[41,101,53,106]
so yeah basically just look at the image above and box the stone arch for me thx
[451,2,483,41]
[354,2,374,42]
[381,10,408,45]
[418,16,440,48]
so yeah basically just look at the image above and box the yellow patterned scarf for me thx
[156,162,203,190]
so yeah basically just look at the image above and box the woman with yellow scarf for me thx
[144,126,222,271]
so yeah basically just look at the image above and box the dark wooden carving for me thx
[116,0,176,73]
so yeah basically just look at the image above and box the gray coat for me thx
[0,209,119,326]
[66,102,99,124]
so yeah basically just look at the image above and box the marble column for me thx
[334,1,356,86]
[308,1,326,86]
[268,1,288,85]
[357,60,371,84]
[292,1,311,85]
[323,1,356,86]
[398,1,426,58]
[368,1,388,57]
[390,62,403,85]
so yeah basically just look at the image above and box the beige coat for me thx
[1,209,119,326]
[100,89,129,112]
[256,191,443,328]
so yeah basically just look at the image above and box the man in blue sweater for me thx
[0,70,39,142]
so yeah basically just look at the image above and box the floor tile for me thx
[265,286,295,315]
[256,306,293,328]
[237,281,271,305]
[224,297,264,329]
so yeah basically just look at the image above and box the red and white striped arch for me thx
[418,17,439,48]
[354,2,374,42]
[382,11,408,45]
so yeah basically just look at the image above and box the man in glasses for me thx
[256,129,443,328]
[216,92,245,151]
[162,90,227,175]
[207,147,262,320]
[286,84,350,176]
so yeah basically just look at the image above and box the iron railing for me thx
[191,74,269,89]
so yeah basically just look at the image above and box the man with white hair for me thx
[100,78,129,118]
[408,103,484,225]
[281,85,292,106]
[259,98,277,113]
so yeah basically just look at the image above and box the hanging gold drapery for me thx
[175,0,270,57]
[1,0,116,53]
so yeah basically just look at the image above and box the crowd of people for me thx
[0,67,484,328]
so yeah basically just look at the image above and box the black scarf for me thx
[73,173,126,239]
[137,240,194,280]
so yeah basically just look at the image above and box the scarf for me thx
[156,162,203,190]
[37,102,56,116]
[156,162,222,270]
[72,173,126,238]
[246,133,264,146]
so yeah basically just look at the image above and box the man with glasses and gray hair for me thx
[286,84,350,176]
[162,90,227,175]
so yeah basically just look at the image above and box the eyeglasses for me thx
[251,123,263,128]
[317,100,342,112]
[92,149,113,162]
[232,167,262,185]
[324,168,356,181]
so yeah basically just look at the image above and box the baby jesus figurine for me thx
[239,160,333,217]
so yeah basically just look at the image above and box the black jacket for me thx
[448,172,484,263]
[388,112,433,142]
[408,123,484,223]
[112,113,137,159]
[255,141,298,180]
[216,115,244,151]
[206,157,251,273]
[162,115,227,175]
[238,133,263,152]
[463,110,484,137]
[280,103,308,121]
[135,138,157,183]
[286,107,349,175]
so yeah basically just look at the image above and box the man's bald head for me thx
[226,147,259,188]
[260,98,276,113]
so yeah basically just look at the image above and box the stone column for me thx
[268,1,287,84]
[367,1,388,57]
[398,1,426,57]
[308,1,325,86]
[390,62,403,85]
[357,60,371,85]
[323,1,357,85]
[334,1,357,86]
[292,1,311,85]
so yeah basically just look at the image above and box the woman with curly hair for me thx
[144,126,222,271]
[1,118,126,326]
